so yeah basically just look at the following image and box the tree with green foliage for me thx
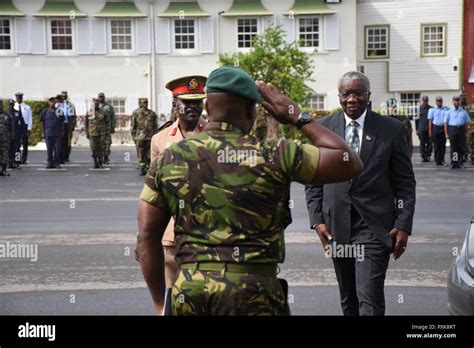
[219,24,315,140]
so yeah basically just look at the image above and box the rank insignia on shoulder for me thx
[153,120,173,135]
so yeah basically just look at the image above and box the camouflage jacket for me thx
[131,108,158,141]
[140,122,320,265]
[389,114,412,136]
[100,103,116,131]
[85,108,110,136]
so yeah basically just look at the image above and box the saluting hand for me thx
[256,81,301,125]
[389,228,409,260]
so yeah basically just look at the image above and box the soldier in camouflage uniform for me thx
[85,98,110,169]
[131,98,158,175]
[386,98,413,157]
[468,110,474,165]
[0,100,12,176]
[136,66,363,315]
[98,93,116,164]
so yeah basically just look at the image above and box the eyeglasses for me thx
[338,92,371,101]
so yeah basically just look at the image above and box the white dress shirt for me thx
[344,109,367,151]
[14,102,33,131]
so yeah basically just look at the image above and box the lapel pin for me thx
[366,135,372,141]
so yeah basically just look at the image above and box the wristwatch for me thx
[295,111,312,129]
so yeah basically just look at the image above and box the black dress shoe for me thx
[46,164,53,169]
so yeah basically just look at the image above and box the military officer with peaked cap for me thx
[144,75,208,292]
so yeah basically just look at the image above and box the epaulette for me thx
[153,120,173,135]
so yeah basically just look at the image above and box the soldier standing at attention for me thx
[131,99,142,170]
[85,99,109,169]
[386,98,413,157]
[147,75,208,292]
[136,66,363,315]
[131,98,158,176]
[428,96,449,166]
[8,99,25,169]
[98,93,116,164]
[417,96,432,162]
[0,100,12,176]
[61,91,76,163]
[467,108,474,165]
[40,97,64,169]
[14,92,32,165]
[444,96,471,169]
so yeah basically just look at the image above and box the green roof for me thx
[221,0,272,16]
[285,0,336,15]
[0,0,24,16]
[34,0,86,17]
[95,2,146,18]
[158,2,210,17]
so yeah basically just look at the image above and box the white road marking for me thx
[0,269,449,293]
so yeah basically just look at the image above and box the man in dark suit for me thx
[305,71,416,316]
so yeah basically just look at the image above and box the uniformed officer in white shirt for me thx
[14,92,33,164]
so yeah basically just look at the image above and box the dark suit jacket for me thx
[305,111,416,251]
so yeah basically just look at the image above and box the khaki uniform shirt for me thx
[150,118,207,246]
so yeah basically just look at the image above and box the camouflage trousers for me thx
[136,139,151,172]
[171,267,289,316]
[105,132,112,157]
[89,134,106,158]
[468,130,474,160]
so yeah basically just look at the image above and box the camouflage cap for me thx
[206,66,260,103]
[166,76,207,100]
[139,98,148,103]
[7,99,15,105]
[98,92,105,98]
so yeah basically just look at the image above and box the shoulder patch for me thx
[153,120,173,135]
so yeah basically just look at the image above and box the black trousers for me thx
[46,136,61,166]
[9,137,21,165]
[61,124,69,162]
[448,126,466,167]
[332,207,391,316]
[433,125,446,164]
[21,125,28,163]
[418,130,432,159]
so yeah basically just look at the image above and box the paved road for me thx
[0,146,473,315]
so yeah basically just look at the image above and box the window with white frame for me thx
[422,24,445,56]
[365,25,389,58]
[298,17,319,48]
[51,19,73,50]
[0,19,11,50]
[309,95,325,110]
[108,98,127,116]
[237,18,258,48]
[400,92,420,118]
[174,19,195,50]
[110,20,132,51]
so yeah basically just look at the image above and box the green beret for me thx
[206,66,260,103]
